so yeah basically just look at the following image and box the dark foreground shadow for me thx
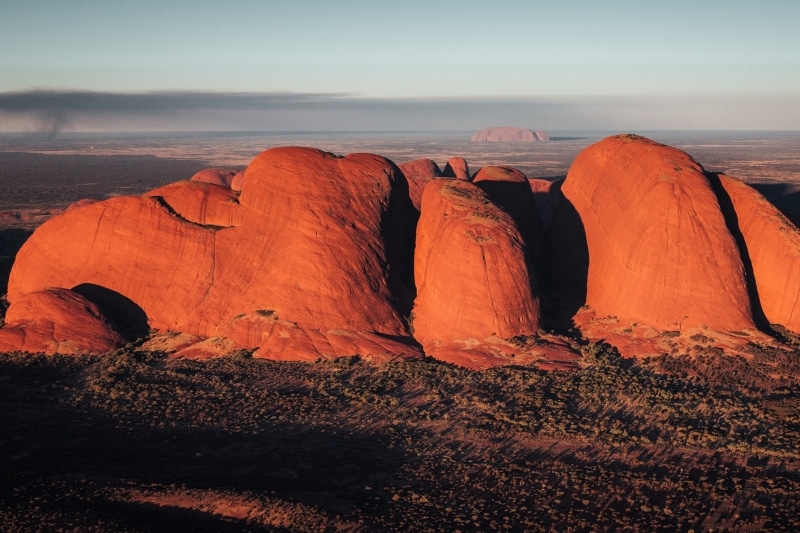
[0,364,407,531]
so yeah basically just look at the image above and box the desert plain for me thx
[3,130,800,531]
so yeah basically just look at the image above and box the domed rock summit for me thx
[3,135,800,365]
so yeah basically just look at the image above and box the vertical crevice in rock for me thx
[705,171,768,330]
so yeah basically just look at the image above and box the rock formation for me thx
[398,158,442,210]
[65,198,99,212]
[145,180,243,227]
[528,179,562,231]
[473,166,544,275]
[442,157,470,180]
[4,134,800,367]
[717,174,800,333]
[559,134,754,332]
[0,288,124,354]
[190,168,243,189]
[471,127,550,142]
[6,147,420,362]
[411,179,544,369]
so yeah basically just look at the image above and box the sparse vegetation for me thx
[4,343,800,531]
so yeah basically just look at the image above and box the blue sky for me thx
[1,0,798,131]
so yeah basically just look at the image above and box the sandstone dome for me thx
[559,134,754,332]
[411,179,542,369]
[7,147,421,362]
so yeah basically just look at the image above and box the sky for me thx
[0,0,798,132]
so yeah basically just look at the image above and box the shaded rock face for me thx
[718,174,800,333]
[398,158,442,211]
[0,288,125,354]
[473,166,544,282]
[412,179,542,368]
[7,147,420,362]
[471,127,550,142]
[442,157,470,180]
[560,134,754,332]
[528,179,562,231]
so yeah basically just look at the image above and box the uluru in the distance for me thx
[3,133,799,370]
[471,126,551,142]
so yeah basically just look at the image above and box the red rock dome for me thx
[412,179,541,368]
[560,134,754,332]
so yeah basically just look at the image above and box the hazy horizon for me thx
[1,1,798,133]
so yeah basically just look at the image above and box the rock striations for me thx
[4,135,800,365]
[717,174,800,333]
[411,180,542,369]
[559,134,755,333]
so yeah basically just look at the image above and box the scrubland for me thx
[4,341,800,531]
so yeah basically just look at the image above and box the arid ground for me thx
[2,131,800,531]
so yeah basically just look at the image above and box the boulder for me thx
[0,288,124,354]
[398,158,442,211]
[471,127,550,142]
[398,159,442,180]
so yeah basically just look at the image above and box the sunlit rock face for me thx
[442,157,471,180]
[189,168,243,190]
[471,127,550,142]
[0,288,125,355]
[145,180,244,227]
[559,134,755,332]
[7,147,421,362]
[718,174,800,334]
[411,179,546,369]
[5,134,800,366]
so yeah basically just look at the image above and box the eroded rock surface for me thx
[189,168,242,189]
[411,179,547,369]
[442,157,471,180]
[7,147,420,362]
[5,135,800,367]
[560,134,754,332]
[718,174,800,334]
[398,158,442,210]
